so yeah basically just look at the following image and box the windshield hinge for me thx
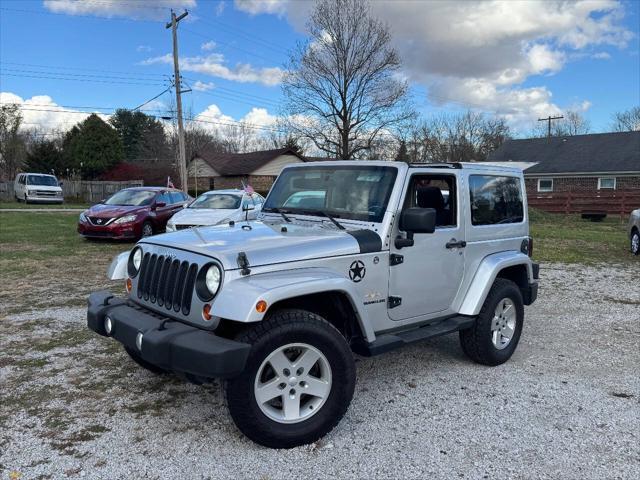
[388,296,402,309]
[237,252,251,276]
[389,254,404,266]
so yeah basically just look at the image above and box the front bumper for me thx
[87,291,250,379]
[78,222,138,240]
[26,196,64,203]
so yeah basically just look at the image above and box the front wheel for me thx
[459,278,524,366]
[141,221,154,238]
[224,309,356,449]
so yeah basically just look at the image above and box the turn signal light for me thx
[202,304,213,321]
[256,300,267,313]
[125,278,132,293]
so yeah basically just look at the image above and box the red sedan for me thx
[78,187,191,240]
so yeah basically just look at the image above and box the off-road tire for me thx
[124,346,167,374]
[224,309,356,449]
[459,278,524,366]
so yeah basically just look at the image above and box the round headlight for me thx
[197,263,221,301]
[128,247,143,277]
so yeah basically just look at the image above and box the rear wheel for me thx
[631,230,639,256]
[459,278,524,366]
[224,309,356,449]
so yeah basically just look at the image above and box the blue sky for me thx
[1,0,638,137]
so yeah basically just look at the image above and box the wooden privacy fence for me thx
[0,180,144,203]
[528,190,640,216]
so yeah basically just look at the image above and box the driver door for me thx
[388,172,466,321]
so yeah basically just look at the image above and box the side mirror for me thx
[58,181,64,187]
[395,208,436,248]
[154,201,167,208]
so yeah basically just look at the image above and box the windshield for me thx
[104,190,156,206]
[264,165,398,222]
[27,175,58,186]
[189,193,241,210]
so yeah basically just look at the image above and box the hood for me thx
[140,220,381,270]
[170,208,238,226]
[86,203,147,218]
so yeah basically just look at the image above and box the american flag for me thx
[167,176,175,188]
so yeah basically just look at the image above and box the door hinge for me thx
[388,296,402,308]
[390,254,404,266]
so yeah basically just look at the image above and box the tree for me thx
[0,104,27,180]
[531,110,590,137]
[395,141,410,162]
[109,109,170,162]
[63,114,123,179]
[611,106,640,132]
[24,139,65,175]
[282,0,412,159]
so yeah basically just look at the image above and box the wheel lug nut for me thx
[296,367,304,375]
[283,368,290,376]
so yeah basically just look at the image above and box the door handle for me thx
[445,239,466,249]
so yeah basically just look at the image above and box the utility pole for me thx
[538,115,564,138]
[166,9,189,193]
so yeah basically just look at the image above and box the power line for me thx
[0,72,166,86]
[0,61,168,78]
[133,85,174,111]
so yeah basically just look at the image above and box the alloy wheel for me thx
[254,343,332,424]
[491,298,517,350]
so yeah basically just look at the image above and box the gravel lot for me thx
[1,263,639,479]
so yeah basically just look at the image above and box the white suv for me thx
[14,173,64,204]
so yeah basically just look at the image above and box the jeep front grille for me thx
[136,253,198,315]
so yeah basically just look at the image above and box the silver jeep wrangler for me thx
[87,161,539,448]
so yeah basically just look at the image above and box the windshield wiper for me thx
[297,209,345,230]
[263,207,291,223]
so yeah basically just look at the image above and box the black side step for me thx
[352,316,475,357]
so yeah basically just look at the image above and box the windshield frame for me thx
[264,164,399,223]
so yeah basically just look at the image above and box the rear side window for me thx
[469,175,523,226]
[169,192,184,204]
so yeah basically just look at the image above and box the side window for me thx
[469,175,523,226]
[169,192,183,204]
[403,174,457,227]
[157,192,171,205]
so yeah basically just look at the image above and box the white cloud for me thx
[215,1,226,16]
[201,41,216,51]
[136,45,153,53]
[592,51,612,59]
[192,80,215,91]
[234,0,287,16]
[43,0,196,20]
[0,92,108,132]
[141,53,283,86]
[264,0,634,129]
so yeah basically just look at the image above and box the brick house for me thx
[188,148,306,195]
[488,131,640,214]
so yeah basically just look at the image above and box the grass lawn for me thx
[529,209,633,265]
[0,201,89,210]
[0,211,126,315]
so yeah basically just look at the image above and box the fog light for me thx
[125,278,132,293]
[256,300,267,313]
[136,332,143,351]
[202,304,212,321]
[104,316,113,335]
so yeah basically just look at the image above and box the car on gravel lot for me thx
[78,187,190,240]
[87,161,539,448]
[14,172,64,204]
[166,189,264,232]
[629,208,640,255]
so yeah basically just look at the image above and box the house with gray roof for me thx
[488,131,640,214]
